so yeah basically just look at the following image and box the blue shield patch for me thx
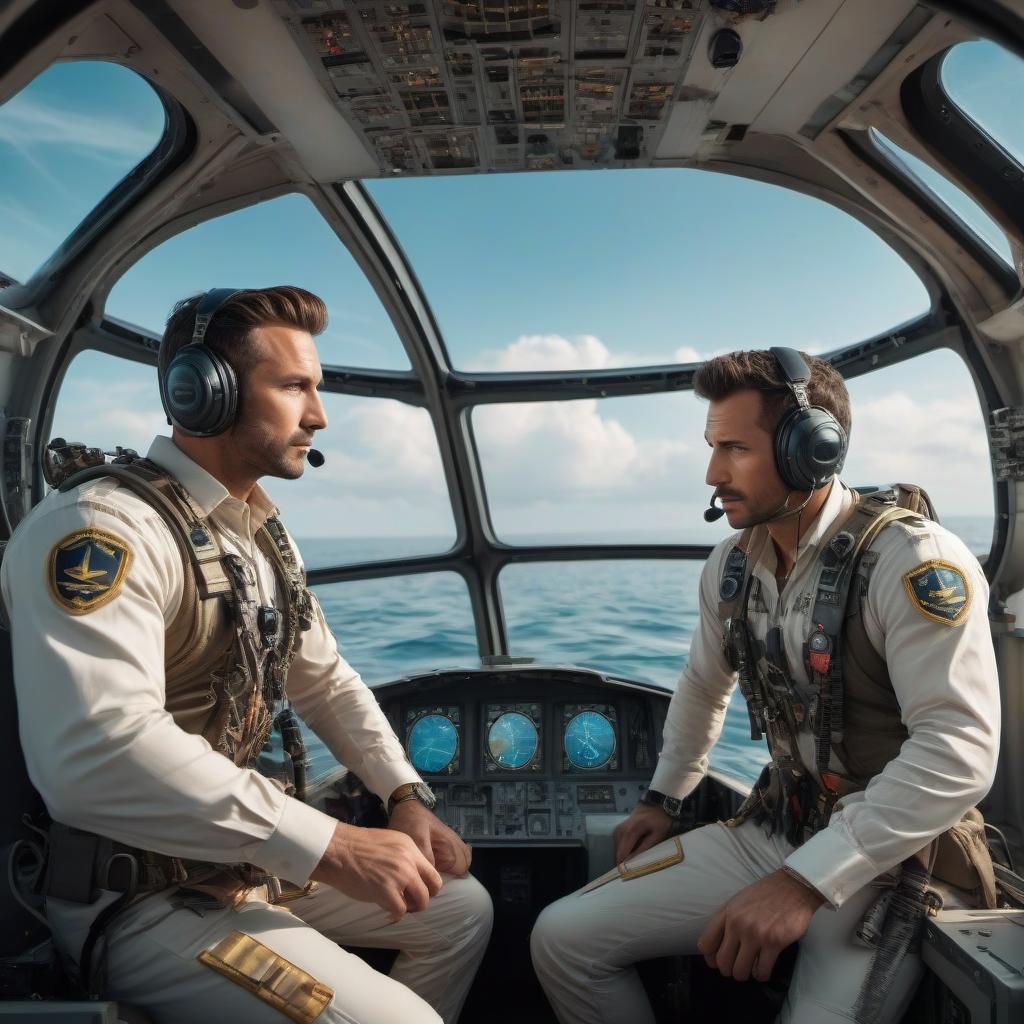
[902,559,971,627]
[48,529,133,615]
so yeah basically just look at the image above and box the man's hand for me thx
[389,799,472,876]
[697,869,824,982]
[613,803,676,863]
[311,820,443,922]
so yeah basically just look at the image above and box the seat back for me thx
[0,621,49,956]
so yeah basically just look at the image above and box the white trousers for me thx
[531,820,923,1024]
[47,872,493,1024]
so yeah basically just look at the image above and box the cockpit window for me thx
[51,354,457,566]
[473,391,735,545]
[264,394,457,569]
[869,129,1013,267]
[366,169,929,371]
[105,193,411,370]
[49,350,164,457]
[942,40,1024,167]
[0,61,165,286]
[842,347,994,559]
[311,573,477,687]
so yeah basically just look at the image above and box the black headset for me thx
[770,346,848,491]
[159,288,243,437]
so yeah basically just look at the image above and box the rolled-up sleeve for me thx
[785,524,999,908]
[1,496,336,885]
[650,542,740,799]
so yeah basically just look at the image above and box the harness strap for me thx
[805,494,918,772]
[59,461,232,599]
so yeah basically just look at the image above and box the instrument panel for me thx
[377,671,668,843]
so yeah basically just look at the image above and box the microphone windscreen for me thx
[704,501,725,522]
[306,448,325,468]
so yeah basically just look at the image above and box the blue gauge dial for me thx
[487,711,538,770]
[564,711,616,769]
[408,714,458,773]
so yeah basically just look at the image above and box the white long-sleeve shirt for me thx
[650,480,1000,908]
[1,435,421,885]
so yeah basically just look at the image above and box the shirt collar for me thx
[746,478,853,576]
[145,435,278,532]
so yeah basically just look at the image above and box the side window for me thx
[105,193,411,370]
[942,41,1024,166]
[49,350,165,458]
[0,61,165,285]
[841,348,994,558]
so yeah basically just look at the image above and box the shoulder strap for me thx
[59,461,231,599]
[807,490,920,772]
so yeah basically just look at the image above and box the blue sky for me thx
[3,42,1021,546]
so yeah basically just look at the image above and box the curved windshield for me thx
[367,169,930,370]
[0,61,165,285]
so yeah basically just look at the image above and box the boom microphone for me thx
[704,496,725,522]
[306,449,325,468]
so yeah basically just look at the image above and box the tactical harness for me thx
[720,484,942,845]
[45,454,317,902]
[718,484,1001,1023]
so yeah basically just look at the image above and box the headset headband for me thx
[190,288,242,346]
[769,346,812,411]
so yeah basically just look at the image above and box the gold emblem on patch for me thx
[902,559,971,627]
[48,528,132,615]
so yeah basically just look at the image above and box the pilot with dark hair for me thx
[2,287,492,1024]
[531,348,999,1024]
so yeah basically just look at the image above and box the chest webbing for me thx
[59,458,314,797]
[719,490,919,839]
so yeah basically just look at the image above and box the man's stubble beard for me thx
[232,419,306,481]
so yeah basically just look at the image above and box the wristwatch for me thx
[387,782,437,815]
[639,788,684,820]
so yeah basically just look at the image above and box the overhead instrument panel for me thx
[484,703,543,772]
[562,704,618,771]
[277,0,719,176]
[406,705,461,774]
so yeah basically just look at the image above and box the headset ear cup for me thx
[774,407,846,491]
[162,347,237,436]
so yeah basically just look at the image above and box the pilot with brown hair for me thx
[531,348,999,1024]
[2,287,492,1024]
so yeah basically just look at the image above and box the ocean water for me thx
[298,516,993,789]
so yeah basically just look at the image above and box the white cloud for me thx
[673,345,702,363]
[842,390,991,514]
[480,333,709,372]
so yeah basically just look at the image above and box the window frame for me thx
[900,47,1024,261]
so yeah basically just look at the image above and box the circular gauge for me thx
[487,711,539,770]
[564,711,616,770]
[408,714,458,774]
